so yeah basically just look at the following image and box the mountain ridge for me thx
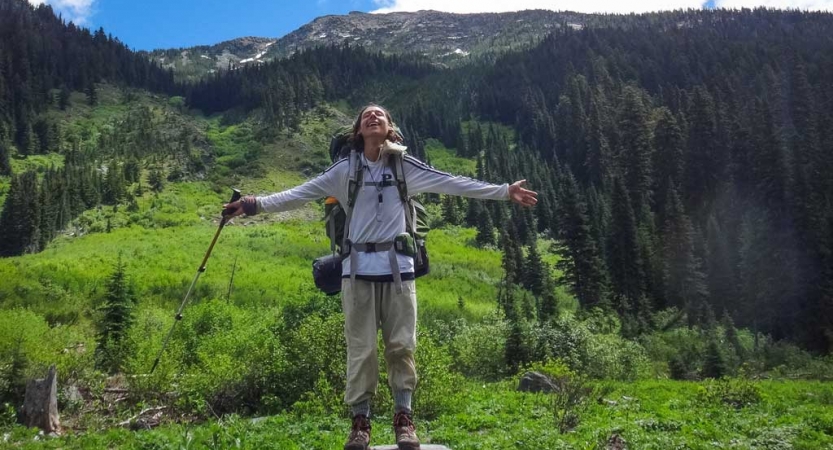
[147,9,589,81]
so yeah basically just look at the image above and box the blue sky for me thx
[30,0,378,51]
[29,0,831,51]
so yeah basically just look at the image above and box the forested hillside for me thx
[183,8,833,352]
[2,0,833,447]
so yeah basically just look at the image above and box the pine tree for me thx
[523,241,547,298]
[441,195,462,226]
[0,139,10,176]
[722,309,745,362]
[102,161,125,205]
[501,223,524,285]
[653,108,685,219]
[502,289,530,373]
[661,184,708,324]
[95,254,135,374]
[86,81,98,106]
[618,87,654,210]
[685,86,724,212]
[58,85,71,110]
[738,210,772,349]
[465,197,482,228]
[475,206,495,247]
[148,166,164,193]
[702,338,726,379]
[555,170,609,309]
[705,215,736,314]
[0,171,41,256]
[585,93,611,188]
[607,177,645,316]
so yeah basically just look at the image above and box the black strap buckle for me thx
[365,242,377,253]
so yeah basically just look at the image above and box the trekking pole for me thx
[150,188,241,374]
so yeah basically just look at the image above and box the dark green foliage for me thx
[555,170,609,309]
[148,167,165,193]
[618,86,654,209]
[0,337,27,404]
[685,86,724,212]
[607,178,645,316]
[661,184,708,324]
[501,223,525,285]
[475,204,495,247]
[722,310,746,362]
[102,161,126,205]
[705,216,736,314]
[0,139,10,176]
[522,241,547,298]
[653,108,685,219]
[702,339,727,379]
[58,85,71,110]
[95,254,135,374]
[697,378,762,409]
[502,289,532,373]
[0,0,176,149]
[441,195,464,226]
[0,171,41,256]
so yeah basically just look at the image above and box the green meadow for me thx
[2,87,833,450]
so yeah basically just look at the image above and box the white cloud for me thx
[371,0,832,14]
[28,0,97,25]
[714,0,831,9]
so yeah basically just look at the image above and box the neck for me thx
[363,138,384,162]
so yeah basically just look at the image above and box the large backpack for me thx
[313,128,430,295]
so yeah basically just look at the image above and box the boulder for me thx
[517,371,559,393]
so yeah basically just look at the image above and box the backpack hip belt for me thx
[347,241,403,294]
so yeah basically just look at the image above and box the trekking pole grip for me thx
[222,188,242,218]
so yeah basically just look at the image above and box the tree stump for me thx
[21,365,60,434]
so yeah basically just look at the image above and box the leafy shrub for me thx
[522,359,610,434]
[262,306,346,414]
[291,371,346,417]
[448,315,508,381]
[697,378,762,408]
[413,329,466,419]
[0,403,15,429]
[533,315,650,380]
[584,333,651,381]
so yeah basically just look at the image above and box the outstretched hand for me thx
[509,180,538,207]
[222,200,245,218]
[223,195,257,218]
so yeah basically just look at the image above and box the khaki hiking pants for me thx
[341,278,418,406]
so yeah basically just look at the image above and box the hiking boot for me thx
[344,414,371,450]
[393,412,420,450]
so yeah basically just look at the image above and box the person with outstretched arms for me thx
[224,104,537,450]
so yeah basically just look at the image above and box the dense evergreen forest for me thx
[183,9,833,353]
[2,0,833,355]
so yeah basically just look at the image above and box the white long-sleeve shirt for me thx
[258,154,509,276]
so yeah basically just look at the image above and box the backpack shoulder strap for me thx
[347,150,363,208]
[342,150,363,253]
[390,154,419,249]
[389,153,409,202]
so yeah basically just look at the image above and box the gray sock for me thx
[394,390,412,414]
[351,400,370,418]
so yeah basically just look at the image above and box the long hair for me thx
[349,103,404,151]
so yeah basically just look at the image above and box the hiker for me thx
[224,104,537,450]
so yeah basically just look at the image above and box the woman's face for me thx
[358,106,391,140]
